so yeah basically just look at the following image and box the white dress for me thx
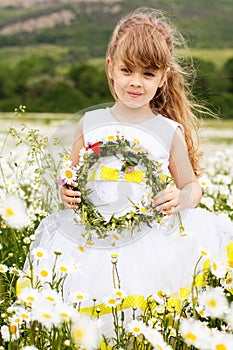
[28,108,233,319]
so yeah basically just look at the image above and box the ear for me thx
[158,67,170,88]
[106,56,113,79]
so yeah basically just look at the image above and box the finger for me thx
[63,188,81,197]
[66,195,81,204]
[153,191,177,207]
[64,202,79,210]
[155,199,178,212]
[165,205,181,215]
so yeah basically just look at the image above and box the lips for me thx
[127,91,143,98]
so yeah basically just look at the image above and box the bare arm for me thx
[153,127,202,214]
[60,118,85,209]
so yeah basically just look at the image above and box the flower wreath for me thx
[59,134,172,240]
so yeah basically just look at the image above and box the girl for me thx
[25,7,232,335]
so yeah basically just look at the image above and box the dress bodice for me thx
[82,107,183,173]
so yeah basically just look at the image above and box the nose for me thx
[129,73,142,87]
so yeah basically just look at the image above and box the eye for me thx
[120,67,131,74]
[144,71,155,77]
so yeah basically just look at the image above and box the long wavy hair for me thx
[106,8,204,175]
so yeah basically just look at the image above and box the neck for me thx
[110,102,155,124]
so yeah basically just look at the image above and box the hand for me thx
[60,181,81,209]
[152,186,188,215]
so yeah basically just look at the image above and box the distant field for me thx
[0,46,232,70]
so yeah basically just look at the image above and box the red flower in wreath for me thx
[85,141,102,154]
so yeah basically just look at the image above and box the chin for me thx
[122,101,146,109]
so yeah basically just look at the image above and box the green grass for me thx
[203,118,233,129]
[0,46,232,70]
[188,49,233,69]
[0,45,70,67]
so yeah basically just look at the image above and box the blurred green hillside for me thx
[0,0,232,50]
[0,0,232,116]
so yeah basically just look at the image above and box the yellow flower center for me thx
[157,290,163,299]
[65,170,73,179]
[40,270,48,277]
[21,313,29,319]
[43,313,52,319]
[5,208,14,217]
[207,299,217,308]
[27,296,35,302]
[9,325,17,334]
[200,250,208,256]
[116,291,122,297]
[74,329,84,341]
[36,252,43,258]
[216,345,227,350]
[186,332,197,341]
[60,266,67,273]
[226,277,233,284]
[108,298,116,305]
[46,296,55,302]
[133,327,140,333]
[213,262,217,270]
[76,295,84,300]
[61,312,69,319]
[78,246,85,253]
[112,234,119,240]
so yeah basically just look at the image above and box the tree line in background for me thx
[0,54,233,118]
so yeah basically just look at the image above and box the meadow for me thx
[0,110,232,349]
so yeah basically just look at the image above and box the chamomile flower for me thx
[68,290,90,305]
[209,255,228,279]
[143,326,173,349]
[103,295,120,308]
[41,287,62,304]
[60,166,77,185]
[18,287,41,305]
[114,288,127,299]
[198,288,229,318]
[127,319,146,336]
[208,330,233,350]
[199,175,212,189]
[56,302,74,322]
[0,264,8,273]
[21,346,39,350]
[34,263,52,283]
[71,314,100,350]
[179,318,209,349]
[201,196,214,210]
[31,247,48,261]
[31,301,60,328]
[1,195,28,229]
[15,307,31,325]
[56,257,79,275]
[1,324,20,341]
[148,318,162,331]
[153,289,170,305]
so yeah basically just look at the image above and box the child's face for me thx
[107,58,167,109]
